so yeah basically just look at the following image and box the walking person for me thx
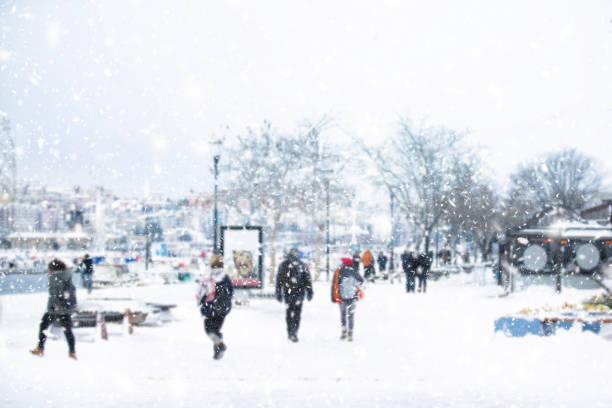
[275,248,313,342]
[30,259,77,359]
[416,252,432,293]
[362,249,376,282]
[79,253,94,294]
[401,247,418,293]
[352,251,361,275]
[331,257,364,341]
[197,255,234,360]
[377,251,388,280]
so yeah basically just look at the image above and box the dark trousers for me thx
[286,300,303,336]
[364,265,375,280]
[82,273,93,293]
[38,312,75,353]
[405,272,416,292]
[339,299,356,332]
[204,315,226,343]
[417,274,427,293]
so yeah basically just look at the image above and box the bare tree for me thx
[368,117,464,253]
[445,156,501,261]
[289,116,350,280]
[225,117,348,283]
[508,148,602,221]
[225,121,302,284]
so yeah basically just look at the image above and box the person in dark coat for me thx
[401,248,418,293]
[79,253,94,294]
[377,251,388,279]
[30,259,77,359]
[331,258,364,341]
[275,248,313,342]
[416,252,433,293]
[198,254,234,359]
[352,251,361,275]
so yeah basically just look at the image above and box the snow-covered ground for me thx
[1,272,610,408]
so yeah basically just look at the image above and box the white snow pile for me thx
[1,273,611,408]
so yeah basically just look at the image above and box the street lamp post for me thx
[213,154,220,254]
[325,178,330,281]
[389,190,395,273]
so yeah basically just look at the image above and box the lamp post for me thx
[325,178,330,281]
[213,153,220,254]
[209,138,223,255]
[389,189,395,273]
[315,167,334,281]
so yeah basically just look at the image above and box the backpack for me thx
[287,261,299,282]
[339,274,358,300]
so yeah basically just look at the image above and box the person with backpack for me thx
[30,258,77,359]
[275,248,313,343]
[331,257,364,341]
[197,255,234,360]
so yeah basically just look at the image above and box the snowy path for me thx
[1,274,610,408]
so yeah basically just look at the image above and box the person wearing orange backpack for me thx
[331,257,364,341]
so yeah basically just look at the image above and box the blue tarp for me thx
[495,316,602,337]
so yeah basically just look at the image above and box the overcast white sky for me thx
[1,0,611,198]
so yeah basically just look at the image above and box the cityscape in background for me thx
[0,182,409,271]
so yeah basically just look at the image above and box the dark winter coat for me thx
[276,254,313,304]
[47,269,77,314]
[352,253,360,272]
[200,275,234,318]
[331,261,364,303]
[377,254,388,271]
[401,251,418,274]
[80,257,94,275]
[417,253,432,276]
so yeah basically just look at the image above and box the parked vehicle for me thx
[506,223,612,275]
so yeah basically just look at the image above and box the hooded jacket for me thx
[362,250,374,267]
[47,269,77,314]
[331,258,364,304]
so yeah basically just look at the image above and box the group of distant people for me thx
[400,248,433,293]
[349,249,391,282]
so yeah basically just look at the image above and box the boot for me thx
[347,332,353,342]
[68,352,77,360]
[213,342,227,360]
[340,329,347,340]
[30,347,44,357]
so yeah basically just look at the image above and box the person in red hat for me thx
[331,257,364,341]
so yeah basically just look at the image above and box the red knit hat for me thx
[341,257,353,267]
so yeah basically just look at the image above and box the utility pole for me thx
[554,242,563,293]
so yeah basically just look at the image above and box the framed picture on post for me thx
[220,226,263,289]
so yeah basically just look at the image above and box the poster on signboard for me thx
[220,226,263,289]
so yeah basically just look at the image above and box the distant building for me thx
[581,196,612,224]
[6,231,92,250]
